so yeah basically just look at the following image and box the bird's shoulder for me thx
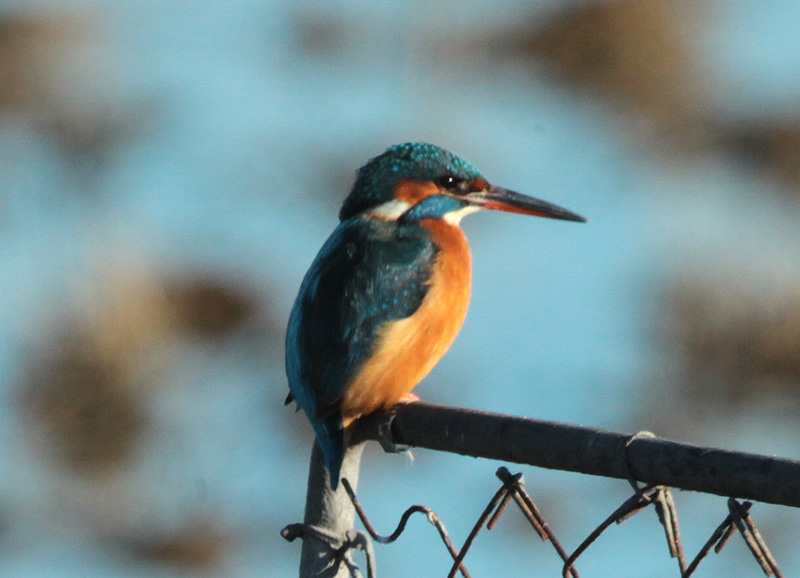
[303,216,435,300]
[287,217,437,408]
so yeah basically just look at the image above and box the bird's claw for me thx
[375,408,411,455]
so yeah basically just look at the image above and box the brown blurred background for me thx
[2,1,799,576]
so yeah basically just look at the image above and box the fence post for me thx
[299,440,366,577]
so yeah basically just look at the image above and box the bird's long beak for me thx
[465,185,587,222]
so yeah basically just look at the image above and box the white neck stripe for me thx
[363,199,411,221]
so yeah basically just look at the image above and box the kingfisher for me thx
[285,142,585,488]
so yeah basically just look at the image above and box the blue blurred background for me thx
[2,0,800,576]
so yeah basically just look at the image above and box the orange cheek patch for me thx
[467,177,489,192]
[394,179,440,204]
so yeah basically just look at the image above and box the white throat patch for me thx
[443,205,481,225]
[364,199,411,221]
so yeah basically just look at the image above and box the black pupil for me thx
[439,176,459,189]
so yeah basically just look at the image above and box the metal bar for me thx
[297,441,366,578]
[355,402,800,509]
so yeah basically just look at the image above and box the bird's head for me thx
[339,142,586,225]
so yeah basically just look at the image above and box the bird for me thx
[285,142,585,488]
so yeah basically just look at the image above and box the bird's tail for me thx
[312,415,345,490]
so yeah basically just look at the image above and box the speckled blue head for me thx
[339,142,483,221]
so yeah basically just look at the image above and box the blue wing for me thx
[285,217,434,486]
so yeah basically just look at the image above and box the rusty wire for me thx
[339,467,786,578]
[559,479,786,578]
[444,478,514,578]
[494,467,579,578]
[342,477,472,578]
[343,467,576,578]
[562,483,665,576]
[281,522,376,578]
[653,486,686,571]
[730,499,784,577]
[441,466,580,578]
[682,499,784,578]
[621,432,687,573]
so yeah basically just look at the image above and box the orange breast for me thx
[340,218,472,424]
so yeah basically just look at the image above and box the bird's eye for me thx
[437,175,462,190]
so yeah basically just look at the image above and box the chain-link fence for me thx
[283,402,799,577]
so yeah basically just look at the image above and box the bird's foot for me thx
[375,393,418,454]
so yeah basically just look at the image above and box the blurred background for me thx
[2,0,800,576]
